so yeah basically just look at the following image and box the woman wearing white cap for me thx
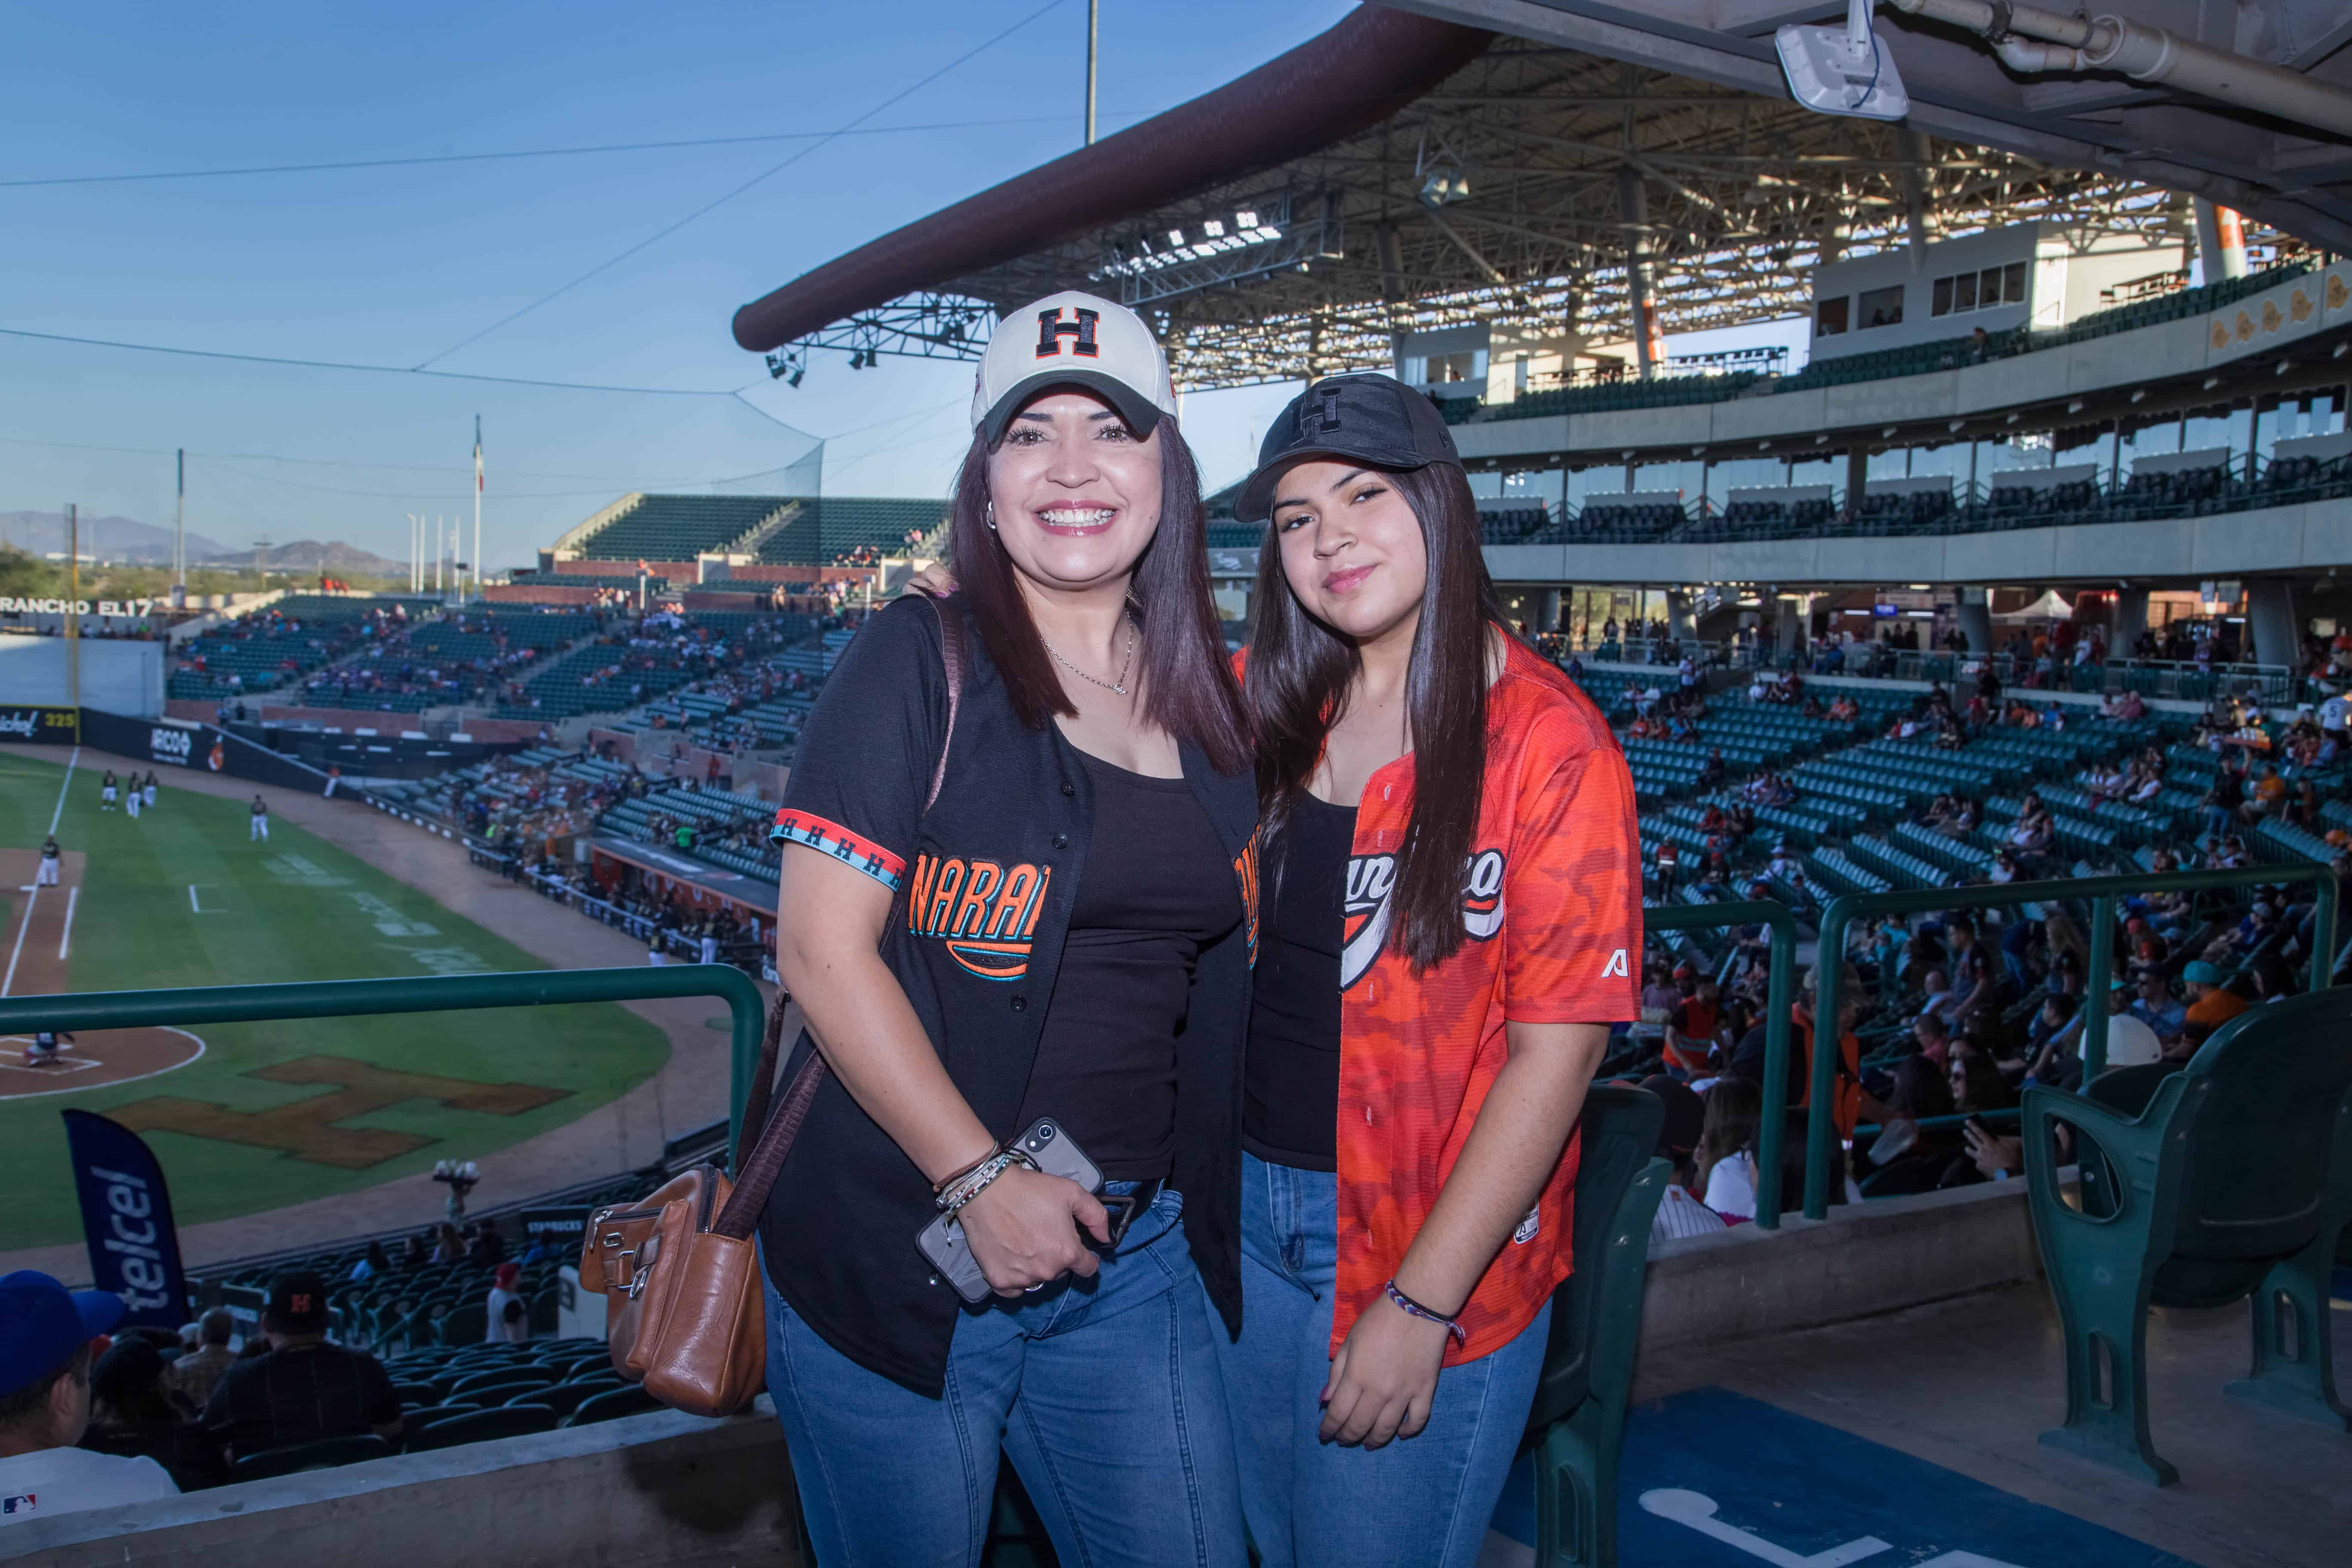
[759,292,1255,1563]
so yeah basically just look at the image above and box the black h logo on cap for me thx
[1035,307,1102,360]
[1295,383,1344,438]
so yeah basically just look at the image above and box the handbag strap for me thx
[715,597,967,1240]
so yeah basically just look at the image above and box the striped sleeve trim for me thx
[770,809,906,892]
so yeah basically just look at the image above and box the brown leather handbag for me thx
[578,599,965,1418]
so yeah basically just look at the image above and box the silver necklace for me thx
[1042,614,1138,696]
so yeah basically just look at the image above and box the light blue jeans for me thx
[1212,1152,1550,1568]
[762,1184,1246,1568]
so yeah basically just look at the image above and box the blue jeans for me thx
[762,1184,1246,1568]
[1211,1153,1550,1568]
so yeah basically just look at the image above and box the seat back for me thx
[2171,989,2352,1259]
[1521,1086,1667,1441]
[406,1405,559,1452]
[230,1433,393,1481]
[566,1384,664,1427]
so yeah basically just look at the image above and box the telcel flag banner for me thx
[61,1109,190,1329]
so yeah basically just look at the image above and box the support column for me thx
[1896,127,1931,273]
[2193,199,2248,282]
[1957,587,1994,654]
[2111,586,2150,653]
[1844,446,1870,524]
[1774,594,1804,655]
[2247,579,2300,668]
[1667,590,1696,640]
[1538,587,1562,633]
[1618,167,1657,380]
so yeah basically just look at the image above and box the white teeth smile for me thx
[1039,508,1115,526]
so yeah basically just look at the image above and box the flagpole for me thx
[472,415,483,603]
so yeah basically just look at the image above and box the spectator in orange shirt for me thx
[2180,960,2251,1035]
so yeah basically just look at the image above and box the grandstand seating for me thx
[1555,499,1685,543]
[1478,505,1550,545]
[1481,370,1759,422]
[572,495,791,562]
[169,596,440,702]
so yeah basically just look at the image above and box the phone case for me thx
[917,1118,1104,1304]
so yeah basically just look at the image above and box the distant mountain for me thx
[0,509,230,564]
[240,539,410,578]
[0,512,404,578]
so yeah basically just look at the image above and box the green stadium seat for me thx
[2023,989,2352,1485]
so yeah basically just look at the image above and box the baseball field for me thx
[0,750,670,1250]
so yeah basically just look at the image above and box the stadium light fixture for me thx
[1777,0,1910,122]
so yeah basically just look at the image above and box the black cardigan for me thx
[759,597,1256,1396]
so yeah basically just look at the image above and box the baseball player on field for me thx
[99,770,118,811]
[143,771,159,808]
[26,1029,73,1068]
[126,779,142,820]
[250,794,270,842]
[36,836,61,887]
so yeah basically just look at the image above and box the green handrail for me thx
[1807,864,2337,1219]
[0,965,769,1153]
[1643,900,1799,1230]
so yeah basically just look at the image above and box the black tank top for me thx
[1015,750,1242,1180]
[1241,795,1354,1171]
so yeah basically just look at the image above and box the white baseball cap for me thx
[971,291,1177,446]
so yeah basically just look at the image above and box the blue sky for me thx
[1,0,1346,567]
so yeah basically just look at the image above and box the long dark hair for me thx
[946,411,1249,774]
[1246,458,1503,971]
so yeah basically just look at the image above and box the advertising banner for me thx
[0,707,79,745]
[77,708,331,793]
[60,1110,190,1329]
[519,1207,589,1252]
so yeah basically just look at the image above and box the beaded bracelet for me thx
[1383,1279,1468,1348]
[938,1149,1035,1216]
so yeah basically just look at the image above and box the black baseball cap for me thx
[1235,373,1463,523]
[264,1271,329,1333]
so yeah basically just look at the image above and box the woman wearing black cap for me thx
[759,292,1254,1564]
[1221,373,1641,1566]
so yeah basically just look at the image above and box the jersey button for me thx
[1060,782,1075,796]
[1051,834,1068,849]
[1010,995,1027,1012]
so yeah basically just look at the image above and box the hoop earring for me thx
[986,501,997,531]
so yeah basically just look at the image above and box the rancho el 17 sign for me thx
[0,597,161,616]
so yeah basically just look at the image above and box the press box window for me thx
[1816,296,1850,337]
[1931,261,2031,316]
[1858,285,1905,330]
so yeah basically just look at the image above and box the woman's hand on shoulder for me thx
[897,562,960,600]
[1318,1291,1451,1448]
[955,1166,1111,1295]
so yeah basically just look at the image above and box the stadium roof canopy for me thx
[732,3,2349,391]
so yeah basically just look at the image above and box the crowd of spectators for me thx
[296,607,586,710]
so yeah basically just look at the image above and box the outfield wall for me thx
[47,708,340,794]
[0,637,163,717]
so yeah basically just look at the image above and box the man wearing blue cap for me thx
[0,1271,180,1525]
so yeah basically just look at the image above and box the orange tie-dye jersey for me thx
[1331,638,1641,1365]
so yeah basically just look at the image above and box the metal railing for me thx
[0,965,770,1152]
[1805,863,2338,1219]
[1644,900,1801,1230]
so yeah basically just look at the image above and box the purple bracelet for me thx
[1383,1280,1468,1348]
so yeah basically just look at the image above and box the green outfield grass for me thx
[0,753,669,1249]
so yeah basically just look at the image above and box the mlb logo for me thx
[3,1492,35,1515]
